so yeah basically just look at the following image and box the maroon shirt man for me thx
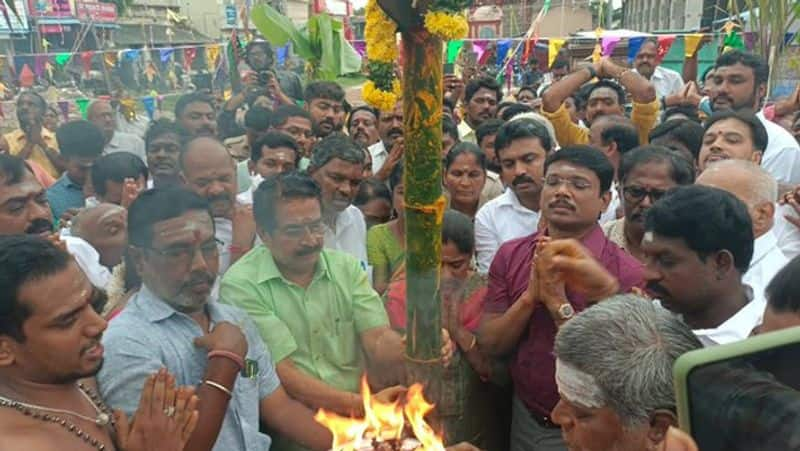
[478,146,644,451]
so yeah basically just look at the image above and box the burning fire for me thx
[314,378,446,451]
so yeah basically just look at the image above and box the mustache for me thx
[646,282,669,299]
[388,128,402,137]
[184,272,216,288]
[80,339,103,356]
[512,174,536,186]
[296,245,323,256]
[27,219,53,235]
[549,199,576,210]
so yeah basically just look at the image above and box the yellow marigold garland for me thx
[424,10,468,41]
[363,0,400,109]
[363,79,402,112]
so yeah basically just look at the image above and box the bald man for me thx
[697,160,789,300]
[87,100,146,162]
[180,136,257,273]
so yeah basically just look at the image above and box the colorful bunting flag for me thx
[160,48,175,64]
[141,96,156,120]
[75,98,90,119]
[184,48,197,71]
[275,45,288,67]
[656,35,676,62]
[523,38,537,63]
[123,49,141,61]
[34,56,47,78]
[723,30,745,53]
[80,51,94,74]
[627,37,646,63]
[496,40,512,67]
[601,36,621,56]
[683,34,704,58]
[55,53,70,66]
[473,40,489,64]
[104,52,117,69]
[206,45,221,71]
[352,40,366,57]
[19,64,34,87]
[446,40,464,64]
[58,100,70,121]
[592,42,602,63]
[548,38,565,68]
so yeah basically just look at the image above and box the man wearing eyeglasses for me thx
[220,172,454,451]
[478,146,644,451]
[99,187,333,451]
[603,146,695,262]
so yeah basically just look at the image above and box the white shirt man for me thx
[104,131,147,163]
[368,141,389,174]
[693,286,764,347]
[474,189,540,273]
[756,111,800,186]
[744,229,789,300]
[635,65,684,99]
[323,204,368,264]
[773,204,800,260]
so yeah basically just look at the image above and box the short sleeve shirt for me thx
[97,285,280,451]
[220,246,389,393]
[483,225,644,416]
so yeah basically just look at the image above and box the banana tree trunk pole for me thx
[401,28,444,397]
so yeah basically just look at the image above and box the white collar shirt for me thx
[744,230,789,300]
[368,141,389,175]
[635,65,685,99]
[323,204,368,264]
[773,204,800,260]
[105,131,147,163]
[756,111,800,186]
[693,286,764,347]
[474,189,540,273]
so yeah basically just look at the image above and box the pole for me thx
[401,26,444,399]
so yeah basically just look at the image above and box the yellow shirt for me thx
[542,100,660,147]
[4,128,60,178]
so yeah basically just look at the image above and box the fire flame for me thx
[314,377,445,451]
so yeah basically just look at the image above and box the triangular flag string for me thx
[656,35,676,63]
[548,38,565,68]
[684,34,704,58]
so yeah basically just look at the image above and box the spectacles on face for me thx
[277,220,325,240]
[543,174,593,191]
[622,186,667,204]
[142,238,222,268]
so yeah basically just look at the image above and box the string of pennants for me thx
[0,91,184,122]
[433,28,763,72]
[4,41,293,89]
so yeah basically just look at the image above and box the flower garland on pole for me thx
[362,0,469,111]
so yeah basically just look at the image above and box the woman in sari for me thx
[384,210,510,450]
[367,164,405,294]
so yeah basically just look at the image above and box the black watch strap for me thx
[585,65,597,80]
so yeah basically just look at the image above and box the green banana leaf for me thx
[251,2,362,80]
[251,3,313,59]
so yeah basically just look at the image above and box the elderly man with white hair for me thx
[696,160,789,300]
[551,295,702,451]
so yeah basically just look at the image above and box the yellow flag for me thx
[548,38,565,68]
[104,52,118,69]
[206,45,221,71]
[684,34,704,58]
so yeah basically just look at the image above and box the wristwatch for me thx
[555,303,575,321]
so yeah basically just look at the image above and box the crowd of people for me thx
[0,35,799,451]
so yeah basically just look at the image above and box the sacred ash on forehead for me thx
[555,359,606,409]
[643,231,654,243]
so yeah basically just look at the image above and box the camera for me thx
[256,70,274,86]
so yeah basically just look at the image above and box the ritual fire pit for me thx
[314,379,445,451]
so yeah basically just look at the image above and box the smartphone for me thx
[674,326,800,451]
[444,63,455,75]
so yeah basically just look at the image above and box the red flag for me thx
[656,35,676,63]
[523,38,537,63]
[184,48,197,71]
[80,51,94,74]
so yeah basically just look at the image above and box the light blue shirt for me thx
[97,285,280,451]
